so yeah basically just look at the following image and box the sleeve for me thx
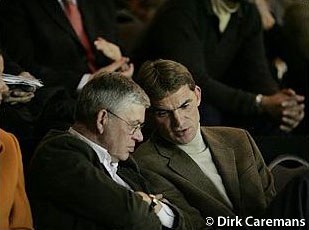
[141,169,207,230]
[10,133,34,229]
[233,3,279,95]
[244,130,276,205]
[0,130,33,229]
[28,137,162,230]
[156,202,175,228]
[2,53,24,76]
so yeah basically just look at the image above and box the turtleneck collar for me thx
[177,123,207,155]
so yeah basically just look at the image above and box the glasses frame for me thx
[106,109,144,135]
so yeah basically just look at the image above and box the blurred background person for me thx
[0,0,134,138]
[133,0,305,137]
[255,0,309,135]
[0,0,136,163]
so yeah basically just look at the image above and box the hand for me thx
[255,0,275,30]
[4,88,35,105]
[273,58,288,80]
[135,192,163,214]
[0,77,9,104]
[18,71,37,92]
[135,191,152,205]
[149,194,163,214]
[94,37,122,61]
[119,62,134,78]
[260,9,275,30]
[279,89,305,132]
[261,89,305,132]
[90,57,134,81]
[19,71,36,80]
[280,103,305,132]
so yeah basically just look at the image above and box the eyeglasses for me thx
[106,109,144,135]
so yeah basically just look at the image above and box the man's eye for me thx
[181,103,190,109]
[155,111,168,117]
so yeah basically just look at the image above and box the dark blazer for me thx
[0,0,117,94]
[133,0,279,120]
[28,129,206,230]
[134,127,276,220]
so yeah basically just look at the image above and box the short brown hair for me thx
[135,59,196,101]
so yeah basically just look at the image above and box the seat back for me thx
[268,154,309,192]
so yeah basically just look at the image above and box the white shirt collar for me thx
[68,127,119,174]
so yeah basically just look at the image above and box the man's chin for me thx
[128,147,135,153]
[169,135,194,145]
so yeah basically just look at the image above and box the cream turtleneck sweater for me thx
[177,125,233,208]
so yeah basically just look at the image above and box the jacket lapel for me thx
[117,157,151,193]
[154,135,235,210]
[202,127,241,212]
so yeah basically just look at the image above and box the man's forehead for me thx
[151,85,195,109]
[121,104,146,121]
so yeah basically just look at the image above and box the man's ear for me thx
[194,86,202,106]
[96,109,108,134]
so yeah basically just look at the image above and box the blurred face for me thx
[0,55,9,104]
[101,104,146,162]
[151,85,201,144]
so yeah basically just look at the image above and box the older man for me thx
[27,72,205,230]
[134,59,277,223]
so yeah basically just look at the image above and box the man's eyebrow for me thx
[151,99,193,112]
[130,119,144,125]
[179,99,192,107]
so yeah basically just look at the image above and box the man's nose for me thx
[133,128,143,142]
[172,110,183,127]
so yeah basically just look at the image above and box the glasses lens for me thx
[131,123,144,135]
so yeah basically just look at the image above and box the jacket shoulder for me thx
[134,139,157,159]
[202,126,249,138]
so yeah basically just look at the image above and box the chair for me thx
[268,154,309,192]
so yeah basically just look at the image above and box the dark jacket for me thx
[0,0,117,94]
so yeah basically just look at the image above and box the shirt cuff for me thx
[77,73,91,90]
[156,201,175,228]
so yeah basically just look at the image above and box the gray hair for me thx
[75,72,150,129]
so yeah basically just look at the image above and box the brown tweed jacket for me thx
[134,126,276,219]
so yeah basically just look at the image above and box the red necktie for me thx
[63,0,97,73]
